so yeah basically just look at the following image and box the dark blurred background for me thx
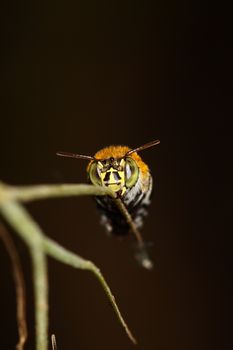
[0,1,232,349]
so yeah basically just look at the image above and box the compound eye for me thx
[125,157,139,188]
[89,162,102,186]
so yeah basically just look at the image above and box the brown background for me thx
[0,1,232,349]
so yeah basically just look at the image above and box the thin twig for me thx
[114,198,153,270]
[43,237,137,344]
[90,264,137,344]
[114,198,144,245]
[0,222,27,350]
[6,183,116,203]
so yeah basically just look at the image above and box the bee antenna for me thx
[56,151,96,161]
[126,139,160,156]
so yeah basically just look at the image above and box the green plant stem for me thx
[1,182,152,268]
[0,200,49,350]
[31,245,48,350]
[0,182,137,348]
[6,183,116,203]
[43,237,137,344]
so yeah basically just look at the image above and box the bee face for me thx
[88,157,139,195]
[88,156,139,195]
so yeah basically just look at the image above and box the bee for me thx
[57,140,160,267]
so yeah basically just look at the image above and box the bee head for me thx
[56,140,160,195]
[88,155,139,195]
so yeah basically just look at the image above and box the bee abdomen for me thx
[99,209,130,235]
[96,188,152,236]
[97,201,151,236]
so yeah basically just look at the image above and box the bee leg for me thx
[99,213,113,236]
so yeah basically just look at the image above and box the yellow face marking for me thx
[97,158,127,195]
